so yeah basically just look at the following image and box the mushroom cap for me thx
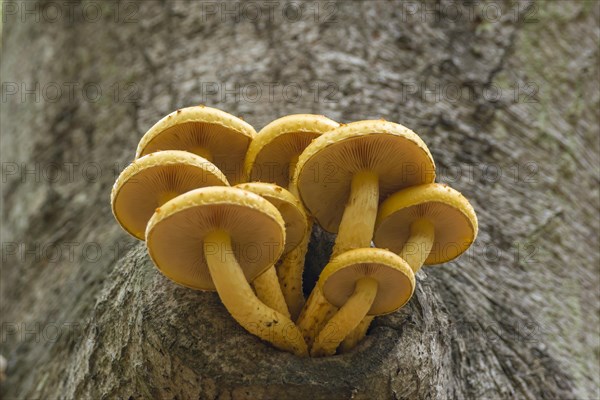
[318,248,415,315]
[136,106,256,184]
[294,120,436,232]
[244,114,339,187]
[235,182,307,255]
[374,183,478,265]
[146,186,286,291]
[111,150,229,240]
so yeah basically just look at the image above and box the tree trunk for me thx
[1,1,598,399]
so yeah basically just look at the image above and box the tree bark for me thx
[1,0,598,399]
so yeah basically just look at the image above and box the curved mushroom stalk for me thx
[338,316,373,353]
[205,231,306,355]
[331,170,379,257]
[252,266,291,318]
[293,121,436,347]
[276,227,310,320]
[244,114,340,317]
[398,219,435,273]
[297,171,379,344]
[311,278,378,357]
[339,219,434,353]
[278,154,307,320]
[236,182,308,320]
[296,285,338,348]
[341,183,479,353]
[305,249,414,357]
[146,187,310,356]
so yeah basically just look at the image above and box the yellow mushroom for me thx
[136,106,255,184]
[146,187,308,356]
[244,114,339,318]
[293,120,435,347]
[111,150,228,240]
[310,248,415,357]
[340,183,478,352]
[235,182,308,318]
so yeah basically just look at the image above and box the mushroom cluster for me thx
[111,106,478,357]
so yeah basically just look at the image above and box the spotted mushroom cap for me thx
[136,106,256,184]
[146,187,286,291]
[294,120,436,232]
[236,182,308,255]
[244,114,339,187]
[318,248,415,315]
[111,150,228,240]
[374,183,478,265]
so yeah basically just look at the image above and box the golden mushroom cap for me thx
[236,182,308,255]
[111,150,229,240]
[375,183,478,265]
[146,187,285,291]
[318,248,415,315]
[244,114,339,187]
[136,106,256,184]
[294,120,436,233]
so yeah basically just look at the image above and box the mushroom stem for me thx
[298,171,379,348]
[277,218,312,320]
[332,170,379,257]
[253,266,291,318]
[296,284,338,348]
[203,230,308,356]
[276,224,310,320]
[338,316,374,353]
[311,277,378,357]
[276,157,307,320]
[189,146,213,162]
[339,218,435,352]
[399,218,435,273]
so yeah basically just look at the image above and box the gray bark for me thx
[1,0,599,399]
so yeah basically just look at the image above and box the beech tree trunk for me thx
[1,1,598,399]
